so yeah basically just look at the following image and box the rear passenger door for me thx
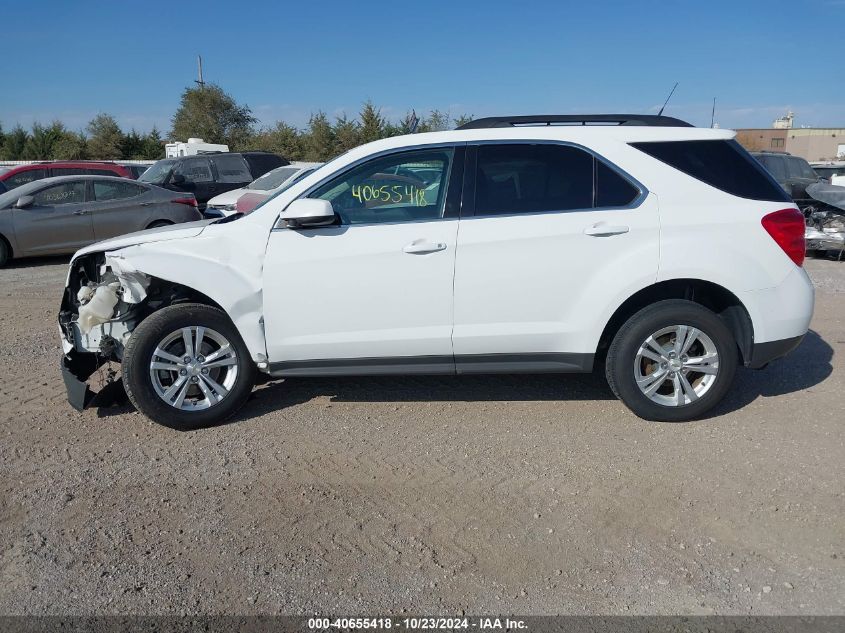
[452,142,660,371]
[89,180,151,240]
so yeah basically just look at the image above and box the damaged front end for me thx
[59,252,151,410]
[804,182,845,256]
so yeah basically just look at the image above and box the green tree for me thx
[22,122,64,159]
[140,127,163,160]
[250,122,304,160]
[51,130,88,159]
[419,109,450,133]
[170,84,256,149]
[86,113,124,159]
[453,114,473,128]
[332,115,361,154]
[358,101,385,144]
[303,111,335,161]
[2,125,28,160]
[121,129,145,159]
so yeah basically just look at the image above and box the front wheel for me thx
[605,299,738,422]
[123,303,256,429]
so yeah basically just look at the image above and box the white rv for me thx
[165,138,229,158]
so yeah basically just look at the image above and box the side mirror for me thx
[170,173,186,186]
[279,198,336,228]
[14,195,34,209]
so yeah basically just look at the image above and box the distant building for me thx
[735,112,845,161]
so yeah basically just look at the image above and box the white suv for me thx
[58,114,814,429]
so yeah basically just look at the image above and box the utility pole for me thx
[195,55,205,89]
[711,97,716,128]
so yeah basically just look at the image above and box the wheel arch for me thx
[597,278,754,365]
[0,232,12,260]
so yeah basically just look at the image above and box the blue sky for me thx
[3,0,845,134]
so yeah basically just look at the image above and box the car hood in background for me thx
[207,187,248,207]
[807,182,845,212]
[73,219,214,259]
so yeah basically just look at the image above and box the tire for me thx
[123,303,256,430]
[0,238,9,267]
[605,299,737,422]
[147,220,173,229]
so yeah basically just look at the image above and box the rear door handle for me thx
[403,240,447,254]
[584,224,629,237]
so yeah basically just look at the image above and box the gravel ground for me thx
[0,256,843,616]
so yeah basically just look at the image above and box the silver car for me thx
[0,176,203,266]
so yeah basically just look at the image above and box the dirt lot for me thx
[0,256,843,616]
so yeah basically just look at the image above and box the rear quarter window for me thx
[631,140,791,203]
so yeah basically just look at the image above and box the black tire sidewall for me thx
[607,300,737,422]
[0,239,8,267]
[123,304,256,430]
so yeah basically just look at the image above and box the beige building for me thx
[735,127,845,161]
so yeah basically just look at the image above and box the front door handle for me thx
[403,240,447,254]
[584,224,629,237]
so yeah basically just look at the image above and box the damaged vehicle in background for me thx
[0,176,201,267]
[204,162,322,217]
[59,114,813,430]
[804,181,845,259]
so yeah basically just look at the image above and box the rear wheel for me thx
[123,303,256,429]
[606,300,737,422]
[0,238,9,267]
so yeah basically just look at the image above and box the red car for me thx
[0,161,135,190]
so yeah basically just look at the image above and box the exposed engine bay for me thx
[58,251,216,410]
[804,182,845,258]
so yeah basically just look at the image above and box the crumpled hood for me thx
[72,219,214,259]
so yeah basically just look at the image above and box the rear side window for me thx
[211,155,252,183]
[475,144,593,214]
[52,168,88,176]
[243,153,286,178]
[596,160,639,207]
[4,168,47,189]
[632,140,790,202]
[473,144,640,215]
[94,180,145,201]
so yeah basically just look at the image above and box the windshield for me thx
[139,159,176,184]
[246,166,299,191]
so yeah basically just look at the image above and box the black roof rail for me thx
[456,114,693,129]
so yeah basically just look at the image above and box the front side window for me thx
[33,181,86,206]
[173,158,213,184]
[311,148,453,225]
[94,180,145,201]
[5,168,47,189]
[211,155,252,183]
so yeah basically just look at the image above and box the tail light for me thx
[761,208,805,266]
[171,196,198,207]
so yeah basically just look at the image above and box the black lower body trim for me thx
[747,335,804,369]
[61,352,127,410]
[268,353,594,377]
